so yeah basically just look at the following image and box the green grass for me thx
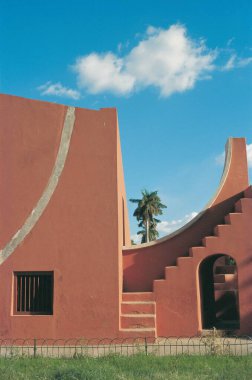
[0,355,251,380]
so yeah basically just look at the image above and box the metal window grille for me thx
[14,272,53,315]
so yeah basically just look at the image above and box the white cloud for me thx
[216,144,252,168]
[38,82,80,100]
[130,234,142,245]
[131,211,198,243]
[222,54,237,71]
[238,57,252,68]
[157,211,198,236]
[73,24,216,97]
[222,54,252,71]
[131,211,198,244]
[74,53,135,95]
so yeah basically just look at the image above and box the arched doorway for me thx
[199,254,240,330]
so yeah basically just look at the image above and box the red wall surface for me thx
[0,94,130,339]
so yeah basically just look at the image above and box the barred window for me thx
[14,272,53,315]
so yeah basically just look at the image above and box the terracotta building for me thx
[0,94,251,339]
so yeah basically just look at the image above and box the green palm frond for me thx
[130,190,167,244]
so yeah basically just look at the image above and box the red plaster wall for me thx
[0,94,66,248]
[0,94,128,339]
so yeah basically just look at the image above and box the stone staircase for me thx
[155,191,251,280]
[120,292,156,337]
[121,187,252,337]
[213,263,239,329]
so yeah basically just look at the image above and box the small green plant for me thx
[132,338,146,355]
[202,328,229,355]
[227,256,236,265]
[8,346,19,358]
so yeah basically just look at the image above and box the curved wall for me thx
[123,138,249,292]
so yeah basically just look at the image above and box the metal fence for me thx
[0,336,251,358]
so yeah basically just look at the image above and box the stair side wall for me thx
[154,197,252,336]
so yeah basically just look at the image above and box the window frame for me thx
[13,271,54,315]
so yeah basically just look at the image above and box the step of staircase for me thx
[121,314,156,329]
[121,301,155,314]
[119,328,156,339]
[165,266,178,279]
[214,224,231,237]
[214,282,237,291]
[202,236,218,247]
[224,212,242,225]
[244,186,252,198]
[234,197,252,213]
[215,265,236,274]
[122,292,154,302]
[214,289,238,301]
[121,293,156,337]
[214,274,236,283]
[189,246,205,258]
[176,256,193,267]
[235,199,243,212]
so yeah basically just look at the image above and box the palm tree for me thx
[130,190,167,243]
[137,218,159,243]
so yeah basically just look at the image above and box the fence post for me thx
[144,337,148,356]
[33,338,37,358]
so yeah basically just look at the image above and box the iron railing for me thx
[0,336,251,357]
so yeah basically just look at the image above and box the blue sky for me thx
[1,0,252,242]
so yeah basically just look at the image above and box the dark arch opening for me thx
[199,254,240,330]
